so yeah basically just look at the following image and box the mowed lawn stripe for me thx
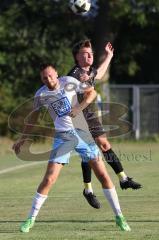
[0,161,45,175]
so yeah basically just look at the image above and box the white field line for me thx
[0,161,46,175]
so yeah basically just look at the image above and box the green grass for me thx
[0,139,159,240]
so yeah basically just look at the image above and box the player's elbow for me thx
[95,71,103,80]
[92,89,97,100]
[84,88,97,104]
[87,89,97,103]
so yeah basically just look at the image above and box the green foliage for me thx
[0,0,159,136]
[0,83,18,135]
[109,0,159,84]
[0,0,88,98]
[0,0,90,135]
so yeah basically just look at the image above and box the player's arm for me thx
[95,42,114,80]
[80,86,97,109]
[12,110,40,154]
[68,66,90,83]
[70,86,97,118]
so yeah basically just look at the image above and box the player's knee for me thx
[104,140,111,150]
[43,176,57,187]
[100,143,111,151]
[96,137,111,151]
[98,173,108,185]
[106,142,111,150]
[97,169,112,186]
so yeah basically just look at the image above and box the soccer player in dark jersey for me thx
[68,39,142,209]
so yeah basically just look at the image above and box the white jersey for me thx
[33,76,90,132]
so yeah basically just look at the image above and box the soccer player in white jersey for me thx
[13,64,131,233]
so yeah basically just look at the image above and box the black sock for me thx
[81,162,92,183]
[103,149,123,174]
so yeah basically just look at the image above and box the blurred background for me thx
[0,0,159,139]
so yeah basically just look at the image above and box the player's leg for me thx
[29,162,63,218]
[75,128,130,231]
[20,162,63,233]
[75,128,101,209]
[94,134,142,190]
[20,132,71,233]
[81,161,101,209]
[89,157,131,231]
[81,161,92,193]
[37,162,63,195]
[95,134,125,177]
[76,129,131,231]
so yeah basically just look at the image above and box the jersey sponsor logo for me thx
[51,97,71,117]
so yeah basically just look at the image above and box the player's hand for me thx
[105,42,114,58]
[12,139,25,155]
[95,136,111,152]
[69,106,81,118]
[79,73,90,82]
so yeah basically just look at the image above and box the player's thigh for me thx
[89,157,108,176]
[43,162,63,182]
[76,142,100,163]
[37,163,64,194]
[75,129,100,162]
[49,134,73,164]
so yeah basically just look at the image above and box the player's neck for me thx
[81,66,91,72]
[47,81,60,91]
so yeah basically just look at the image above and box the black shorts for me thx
[83,109,106,139]
[90,124,106,138]
[77,94,106,138]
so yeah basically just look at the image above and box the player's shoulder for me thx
[91,66,97,75]
[34,85,47,97]
[59,76,79,85]
[68,65,80,74]
[59,76,92,93]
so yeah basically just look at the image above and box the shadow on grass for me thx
[0,219,159,234]
[0,219,159,223]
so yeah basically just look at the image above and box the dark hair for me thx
[72,39,92,62]
[39,63,55,72]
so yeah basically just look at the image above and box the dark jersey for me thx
[68,65,106,138]
[67,65,97,87]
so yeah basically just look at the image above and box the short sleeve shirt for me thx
[33,76,90,132]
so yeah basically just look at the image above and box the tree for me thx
[0,0,92,135]
[108,0,159,84]
[0,0,159,136]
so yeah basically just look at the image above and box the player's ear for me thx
[53,69,58,78]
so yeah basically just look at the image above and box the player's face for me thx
[76,47,94,67]
[41,67,59,90]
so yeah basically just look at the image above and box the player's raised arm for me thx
[95,42,114,80]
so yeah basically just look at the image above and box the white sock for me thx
[120,177,128,183]
[84,188,93,194]
[103,187,122,216]
[28,192,48,219]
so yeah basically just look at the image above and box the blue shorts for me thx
[49,128,100,164]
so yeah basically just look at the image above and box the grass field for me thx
[0,138,159,240]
